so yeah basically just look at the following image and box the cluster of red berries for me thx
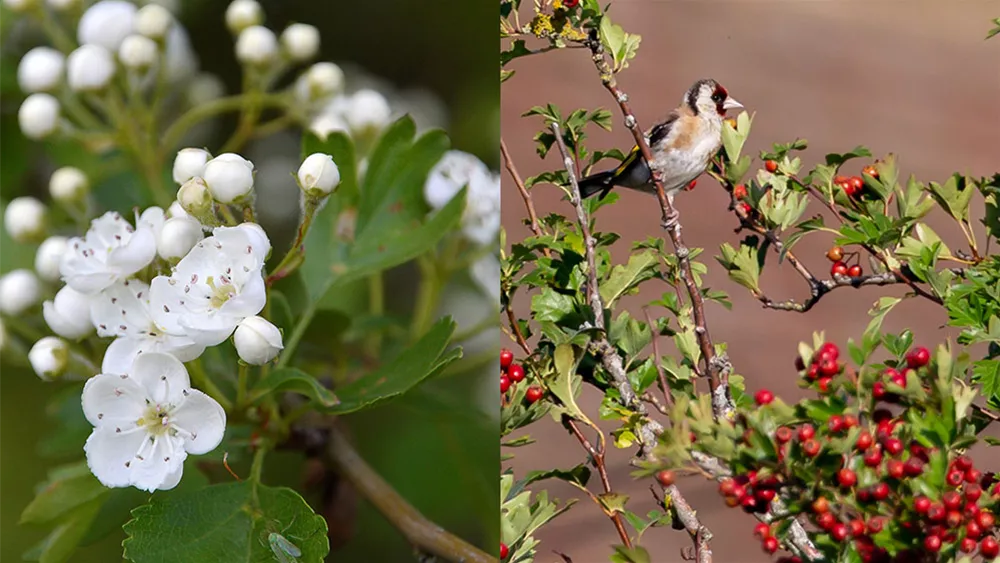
[871,346,930,402]
[500,348,543,404]
[794,341,844,393]
[826,246,863,278]
[718,470,784,518]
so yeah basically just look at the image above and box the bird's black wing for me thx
[612,110,681,178]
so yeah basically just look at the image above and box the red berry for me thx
[819,358,840,377]
[966,483,983,502]
[872,482,890,501]
[828,415,845,433]
[948,470,965,487]
[817,377,833,394]
[849,519,866,538]
[718,479,736,496]
[838,469,857,488]
[798,424,815,442]
[946,510,964,529]
[967,521,983,539]
[914,497,932,513]
[656,470,675,487]
[903,457,924,477]
[802,439,821,457]
[863,447,883,467]
[924,535,942,552]
[737,202,752,215]
[862,164,879,179]
[753,522,771,539]
[884,438,904,456]
[755,389,774,406]
[856,431,873,451]
[831,261,849,277]
[872,381,888,400]
[967,468,983,484]
[848,176,864,192]
[733,184,748,200]
[765,160,778,173]
[954,455,974,471]
[740,494,758,513]
[684,179,697,191]
[867,517,885,534]
[762,536,779,554]
[847,264,862,277]
[812,497,830,514]
[562,0,579,6]
[965,501,981,519]
[775,426,793,444]
[508,364,525,382]
[500,348,513,370]
[886,460,905,479]
[905,346,930,369]
[977,511,995,530]
[928,503,946,521]
[943,491,962,511]
[826,246,844,262]
[816,512,836,530]
[500,375,511,393]
[831,523,849,542]
[818,342,840,361]
[756,489,776,503]
[525,386,544,404]
[856,488,872,504]
[982,536,1000,558]
[960,537,977,553]
[500,542,509,559]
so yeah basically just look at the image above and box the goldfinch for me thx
[579,78,743,200]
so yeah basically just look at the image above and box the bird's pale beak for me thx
[722,97,744,111]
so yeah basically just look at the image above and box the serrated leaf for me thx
[716,242,760,292]
[550,343,590,423]
[123,482,328,563]
[247,368,340,408]
[609,545,651,563]
[600,250,659,308]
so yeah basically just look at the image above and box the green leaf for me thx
[248,368,340,408]
[21,462,108,525]
[509,465,591,499]
[600,250,659,308]
[927,174,975,223]
[610,545,651,563]
[598,15,641,71]
[549,343,590,422]
[972,359,1000,409]
[24,498,104,563]
[324,317,461,414]
[123,482,329,563]
[720,111,753,163]
[716,242,760,292]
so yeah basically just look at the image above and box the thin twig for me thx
[564,417,633,548]
[501,138,551,259]
[584,31,733,422]
[326,428,494,563]
[643,308,674,410]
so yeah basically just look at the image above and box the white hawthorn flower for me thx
[36,236,69,282]
[29,336,70,380]
[167,201,189,220]
[0,269,42,315]
[91,279,205,374]
[156,216,204,261]
[149,223,269,346]
[470,253,501,307]
[50,166,90,203]
[43,285,96,339]
[225,0,262,34]
[82,352,226,492]
[18,93,61,140]
[177,177,213,215]
[344,89,391,135]
[235,25,277,67]
[172,148,212,185]
[4,196,48,242]
[60,211,158,294]
[295,62,344,105]
[135,3,173,40]
[424,151,500,246]
[280,23,319,62]
[18,47,65,93]
[463,172,501,245]
[77,0,137,51]
[119,35,159,70]
[297,153,340,197]
[233,315,283,365]
[308,111,350,140]
[203,153,255,204]
[67,44,116,92]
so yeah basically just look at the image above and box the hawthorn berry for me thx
[847,264,862,277]
[947,470,965,487]
[831,261,849,277]
[872,482,890,501]
[562,0,579,7]
[884,438,904,457]
[927,503,946,522]
[967,468,983,484]
[863,447,883,467]
[826,246,844,262]
[733,184,748,200]
[802,439,821,457]
[849,519,866,538]
[818,358,840,377]
[753,522,770,539]
[862,164,879,179]
[983,536,1000,558]
[886,460,905,479]
[812,497,830,514]
[924,535,942,553]
[966,483,983,502]
[856,431,873,451]
[838,469,857,488]
[508,364,525,382]
[740,494,758,513]
[978,511,995,530]
[524,386,544,404]
[828,415,845,433]
[764,160,778,173]
[946,510,964,529]
[775,427,793,444]
[817,377,833,394]
[656,470,675,487]
[955,455,974,471]
[848,176,864,193]
[718,479,737,496]
[500,543,509,559]
[798,424,816,442]
[831,523,849,542]
[500,348,513,370]
[903,457,924,477]
[684,179,697,191]
[816,512,836,530]
[967,521,983,539]
[943,491,962,511]
[756,489,776,503]
[500,374,511,393]
[872,381,888,400]
[914,497,932,513]
[762,536,779,554]
[737,202,752,215]
[959,537,978,554]
[867,517,885,534]
[754,389,774,406]
[905,346,930,369]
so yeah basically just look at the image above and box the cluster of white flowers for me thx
[424,150,501,246]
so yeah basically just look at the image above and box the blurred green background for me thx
[0,0,498,561]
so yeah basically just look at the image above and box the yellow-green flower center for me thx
[206,276,236,309]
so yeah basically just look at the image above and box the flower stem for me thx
[187,359,233,411]
[249,442,268,483]
[160,92,289,154]
[266,196,322,286]
[409,255,441,340]
[220,73,263,154]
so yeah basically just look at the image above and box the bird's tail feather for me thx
[578,170,615,199]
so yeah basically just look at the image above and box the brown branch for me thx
[501,138,551,259]
[584,32,733,422]
[658,484,714,563]
[325,428,494,563]
[564,416,633,548]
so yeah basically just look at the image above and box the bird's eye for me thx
[711,92,724,103]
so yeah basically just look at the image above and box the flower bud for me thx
[167,200,189,219]
[203,153,255,204]
[0,269,42,315]
[18,93,60,140]
[297,153,341,197]
[119,35,159,70]
[29,337,70,381]
[3,0,37,12]
[225,0,263,34]
[48,0,81,11]
[49,166,90,203]
[345,89,391,135]
[77,0,137,52]
[43,285,95,339]
[135,3,173,40]
[172,147,212,184]
[177,177,213,215]
[67,44,116,92]
[235,25,278,66]
[35,236,70,282]
[295,62,344,103]
[186,73,226,106]
[17,47,65,93]
[309,112,349,140]
[233,315,283,365]
[280,23,319,62]
[4,197,48,243]
[156,216,204,260]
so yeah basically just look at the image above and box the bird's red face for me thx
[689,80,744,118]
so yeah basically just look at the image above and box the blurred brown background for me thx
[501,2,1000,561]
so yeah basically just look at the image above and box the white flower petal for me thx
[101,337,144,375]
[128,435,187,492]
[158,461,185,491]
[105,225,157,276]
[218,271,266,318]
[85,426,146,488]
[90,280,152,338]
[178,313,239,347]
[130,352,190,405]
[171,389,225,455]
[81,372,147,427]
[147,275,185,334]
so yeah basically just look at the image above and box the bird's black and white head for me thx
[684,79,743,119]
